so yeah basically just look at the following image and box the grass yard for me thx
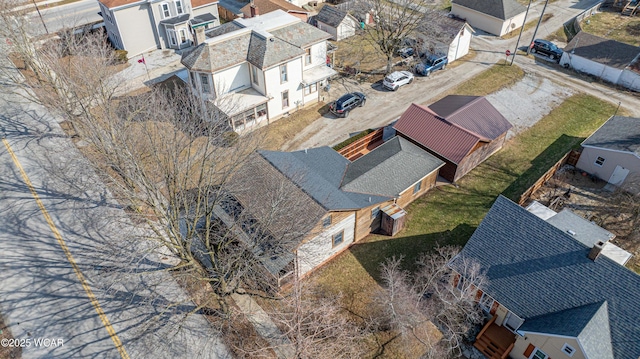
[311,93,616,328]
[501,13,554,40]
[580,10,640,47]
[332,35,389,74]
[439,60,525,99]
[256,102,328,151]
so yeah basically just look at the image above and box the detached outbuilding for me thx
[314,5,359,41]
[394,95,512,183]
[576,115,640,193]
[416,11,474,62]
[560,31,640,91]
[450,0,526,37]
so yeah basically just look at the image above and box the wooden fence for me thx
[518,150,581,205]
[337,128,384,160]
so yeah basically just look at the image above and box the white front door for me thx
[609,165,630,185]
[503,311,523,332]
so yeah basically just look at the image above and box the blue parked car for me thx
[414,54,448,76]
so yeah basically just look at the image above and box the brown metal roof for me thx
[394,103,480,164]
[427,95,512,141]
[241,0,308,17]
[191,0,218,8]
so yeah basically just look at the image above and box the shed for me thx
[394,96,512,183]
[314,5,358,41]
[416,11,474,62]
[380,204,406,236]
[575,115,640,193]
[560,31,640,91]
[450,0,526,36]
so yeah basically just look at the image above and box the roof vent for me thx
[304,148,307,153]
[588,241,606,261]
[567,230,576,236]
[269,37,275,42]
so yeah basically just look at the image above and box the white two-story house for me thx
[181,10,337,132]
[98,0,221,57]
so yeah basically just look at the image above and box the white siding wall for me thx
[451,5,523,36]
[576,147,640,182]
[250,64,266,94]
[264,57,304,119]
[317,21,338,41]
[213,63,251,96]
[297,213,356,276]
[498,12,526,37]
[560,54,624,85]
[511,334,585,359]
[337,17,356,40]
[447,25,471,62]
[113,5,159,56]
[303,42,327,70]
[617,68,640,91]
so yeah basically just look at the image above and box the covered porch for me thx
[474,315,516,359]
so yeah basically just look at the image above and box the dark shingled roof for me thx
[417,11,471,45]
[582,115,640,156]
[190,13,217,27]
[394,96,511,164]
[451,196,640,359]
[342,137,444,197]
[270,21,331,48]
[181,31,252,72]
[259,148,392,211]
[159,13,190,25]
[316,5,349,28]
[452,0,525,20]
[564,32,640,70]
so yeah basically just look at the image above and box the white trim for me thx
[160,2,170,19]
[167,28,177,46]
[528,347,548,359]
[594,156,606,167]
[582,144,640,159]
[519,331,579,340]
[174,0,184,14]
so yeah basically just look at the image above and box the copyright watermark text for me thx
[1,338,64,348]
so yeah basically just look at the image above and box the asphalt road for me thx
[284,0,640,150]
[27,0,102,35]
[0,58,230,358]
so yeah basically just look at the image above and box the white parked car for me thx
[382,71,414,91]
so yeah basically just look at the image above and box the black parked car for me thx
[329,92,366,118]
[530,39,563,62]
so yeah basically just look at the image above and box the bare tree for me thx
[355,0,439,73]
[377,246,487,358]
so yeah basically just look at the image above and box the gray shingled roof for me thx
[182,11,329,71]
[564,32,640,70]
[417,11,470,45]
[270,21,332,48]
[342,137,444,197]
[546,209,615,247]
[451,196,640,359]
[316,5,349,28]
[582,116,640,156]
[452,0,525,20]
[159,13,190,25]
[519,302,614,359]
[259,148,392,211]
[336,0,372,22]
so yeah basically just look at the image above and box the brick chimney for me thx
[588,241,606,261]
[194,26,206,46]
[250,0,259,17]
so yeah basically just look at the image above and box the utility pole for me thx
[511,0,533,65]
[32,0,49,34]
[527,0,549,55]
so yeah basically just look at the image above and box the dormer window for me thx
[160,3,170,18]
[174,0,184,14]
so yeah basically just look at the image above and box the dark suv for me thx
[530,39,563,62]
[329,92,366,118]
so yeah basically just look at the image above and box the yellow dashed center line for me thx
[2,138,130,359]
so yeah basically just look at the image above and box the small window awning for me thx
[190,13,217,28]
[160,13,190,26]
[302,65,337,85]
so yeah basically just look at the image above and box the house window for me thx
[332,230,344,247]
[561,343,575,357]
[189,71,196,88]
[174,0,183,14]
[413,181,422,194]
[160,3,170,18]
[179,28,188,44]
[256,103,267,118]
[530,348,548,359]
[167,29,177,46]
[479,293,494,313]
[282,90,289,108]
[280,64,288,83]
[595,156,605,167]
[252,65,259,85]
[305,48,312,65]
[304,82,318,95]
[200,73,210,93]
[323,215,331,227]
[371,206,380,219]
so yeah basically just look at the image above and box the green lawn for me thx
[580,10,640,47]
[311,93,616,320]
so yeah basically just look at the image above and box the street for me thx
[0,57,230,358]
[26,0,102,35]
[284,0,640,151]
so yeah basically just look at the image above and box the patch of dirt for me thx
[529,165,640,272]
[626,21,640,36]
[486,74,575,139]
[0,312,21,359]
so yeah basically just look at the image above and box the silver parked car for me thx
[382,71,414,91]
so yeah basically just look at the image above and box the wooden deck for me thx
[474,316,516,359]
